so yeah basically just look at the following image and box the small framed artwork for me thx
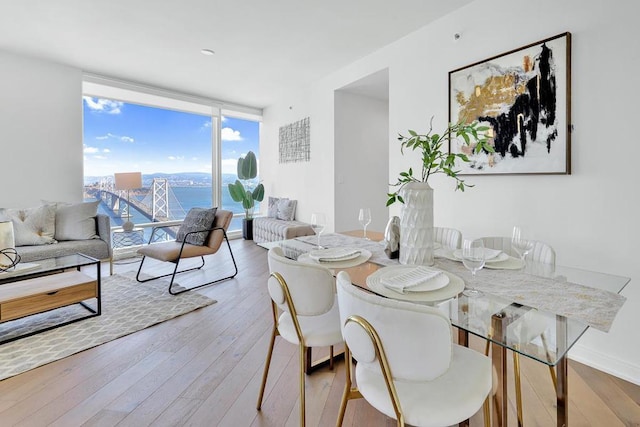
[449,32,571,175]
[279,117,310,163]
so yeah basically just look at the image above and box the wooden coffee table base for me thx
[0,270,100,344]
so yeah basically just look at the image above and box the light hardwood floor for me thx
[0,239,638,426]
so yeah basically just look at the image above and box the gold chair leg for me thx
[541,333,558,389]
[256,325,277,410]
[513,348,524,427]
[336,346,352,427]
[300,344,306,427]
[336,346,364,427]
[483,396,491,427]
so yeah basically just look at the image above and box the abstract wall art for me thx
[279,117,310,163]
[449,32,571,175]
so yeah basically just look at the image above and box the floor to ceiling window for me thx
[82,76,261,238]
[220,113,261,232]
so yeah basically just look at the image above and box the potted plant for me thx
[228,151,265,240]
[387,117,492,265]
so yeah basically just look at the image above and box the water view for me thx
[82,95,261,235]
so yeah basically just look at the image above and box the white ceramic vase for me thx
[399,182,434,266]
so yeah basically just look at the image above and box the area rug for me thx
[0,273,216,381]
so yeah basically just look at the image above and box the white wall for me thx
[0,50,83,207]
[261,0,640,383]
[334,90,388,233]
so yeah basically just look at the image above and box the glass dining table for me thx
[276,231,630,427]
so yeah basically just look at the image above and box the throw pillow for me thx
[267,196,285,218]
[52,201,100,241]
[0,205,56,246]
[276,199,297,221]
[176,207,217,246]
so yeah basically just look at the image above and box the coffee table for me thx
[0,253,101,344]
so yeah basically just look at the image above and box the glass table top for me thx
[349,260,629,366]
[276,235,631,366]
[0,253,99,284]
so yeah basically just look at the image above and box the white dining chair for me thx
[256,246,343,427]
[434,226,462,249]
[480,235,557,426]
[335,271,492,427]
[479,236,555,264]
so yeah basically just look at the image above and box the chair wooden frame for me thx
[136,224,238,295]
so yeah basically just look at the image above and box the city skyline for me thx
[83,97,260,177]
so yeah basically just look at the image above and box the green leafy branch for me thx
[386,117,494,206]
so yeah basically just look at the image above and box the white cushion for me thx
[0,205,56,246]
[267,196,284,218]
[337,272,452,382]
[53,201,100,241]
[356,345,492,427]
[268,247,336,316]
[277,297,343,347]
[276,199,297,221]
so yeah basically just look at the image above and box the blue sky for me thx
[83,97,260,177]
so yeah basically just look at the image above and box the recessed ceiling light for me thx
[200,49,215,56]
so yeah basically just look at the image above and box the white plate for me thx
[380,266,449,293]
[483,257,525,270]
[298,249,372,268]
[367,265,465,303]
[452,249,510,264]
[309,247,361,262]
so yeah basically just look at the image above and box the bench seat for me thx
[253,217,315,243]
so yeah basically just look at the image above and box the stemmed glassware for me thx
[310,213,326,249]
[358,208,371,239]
[461,238,486,297]
[512,226,534,261]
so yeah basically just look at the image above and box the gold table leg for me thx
[491,312,507,427]
[556,315,568,427]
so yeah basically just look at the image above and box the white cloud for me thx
[95,133,134,143]
[167,156,185,161]
[103,148,111,153]
[221,115,227,122]
[83,96,123,114]
[93,155,107,160]
[221,127,242,141]
[84,146,99,154]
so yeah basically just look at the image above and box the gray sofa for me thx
[253,216,314,243]
[16,214,112,272]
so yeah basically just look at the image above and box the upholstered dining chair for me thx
[479,236,555,265]
[335,271,492,427]
[136,208,237,295]
[257,246,343,427]
[480,236,557,425]
[434,226,462,249]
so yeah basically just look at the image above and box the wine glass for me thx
[358,208,372,239]
[512,226,534,261]
[462,238,486,297]
[310,213,326,249]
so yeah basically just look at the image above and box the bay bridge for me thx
[87,177,187,223]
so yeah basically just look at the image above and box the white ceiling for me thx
[0,0,472,109]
